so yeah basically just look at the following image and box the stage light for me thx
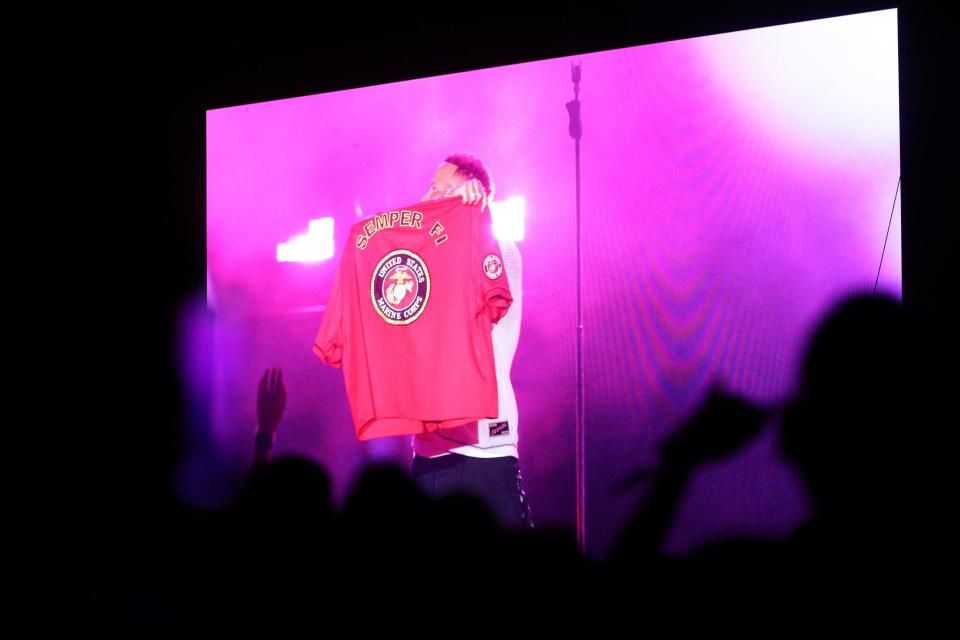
[490,196,525,242]
[277,217,335,263]
[697,9,898,156]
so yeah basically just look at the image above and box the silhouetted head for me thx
[339,462,427,533]
[781,293,911,516]
[234,454,333,529]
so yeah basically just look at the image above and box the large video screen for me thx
[198,8,900,557]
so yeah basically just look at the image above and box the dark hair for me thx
[444,152,495,198]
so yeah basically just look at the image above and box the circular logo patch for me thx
[371,249,430,325]
[483,253,503,280]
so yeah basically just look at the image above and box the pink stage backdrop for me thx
[191,9,900,558]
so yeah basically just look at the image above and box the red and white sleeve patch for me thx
[482,254,503,279]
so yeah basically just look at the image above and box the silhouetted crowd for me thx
[45,293,954,637]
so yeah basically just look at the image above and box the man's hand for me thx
[256,367,287,437]
[462,178,488,212]
[448,178,488,212]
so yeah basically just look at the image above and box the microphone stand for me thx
[566,61,586,555]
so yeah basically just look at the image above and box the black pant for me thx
[411,453,534,531]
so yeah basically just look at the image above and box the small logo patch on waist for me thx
[488,420,510,437]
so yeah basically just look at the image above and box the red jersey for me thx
[312,196,512,441]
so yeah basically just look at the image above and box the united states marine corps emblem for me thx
[371,249,430,325]
[482,253,503,280]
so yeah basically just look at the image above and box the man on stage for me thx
[410,153,534,531]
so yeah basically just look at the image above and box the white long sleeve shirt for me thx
[411,236,522,459]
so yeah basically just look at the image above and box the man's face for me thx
[421,162,465,202]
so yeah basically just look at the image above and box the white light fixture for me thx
[277,216,335,263]
[490,196,525,242]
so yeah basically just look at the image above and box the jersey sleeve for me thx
[473,203,513,324]
[312,240,350,368]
